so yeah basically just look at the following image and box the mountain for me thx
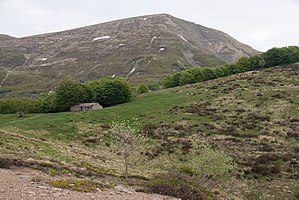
[0,14,258,97]
[0,34,15,41]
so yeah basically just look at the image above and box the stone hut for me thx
[70,103,102,112]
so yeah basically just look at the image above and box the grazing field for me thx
[0,63,298,199]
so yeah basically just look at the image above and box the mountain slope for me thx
[0,14,258,96]
[0,34,15,41]
[0,64,298,199]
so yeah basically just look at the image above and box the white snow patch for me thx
[0,73,9,88]
[150,36,157,45]
[159,47,165,51]
[117,44,124,48]
[127,68,136,76]
[179,35,188,43]
[208,42,212,46]
[48,91,54,95]
[93,36,110,41]
[41,58,48,61]
[112,74,116,78]
[143,18,147,20]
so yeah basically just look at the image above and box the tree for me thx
[163,72,182,88]
[54,79,90,112]
[36,93,57,113]
[202,68,217,80]
[110,119,146,178]
[90,77,132,107]
[179,70,196,85]
[137,83,149,94]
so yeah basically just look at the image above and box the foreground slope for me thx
[0,14,258,97]
[0,64,298,199]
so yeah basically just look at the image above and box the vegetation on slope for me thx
[0,63,298,199]
[163,46,299,88]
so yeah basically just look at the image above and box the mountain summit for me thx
[0,14,258,96]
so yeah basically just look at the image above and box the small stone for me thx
[114,185,133,194]
[27,191,36,196]
[53,193,61,197]
[0,189,5,193]
[37,186,48,189]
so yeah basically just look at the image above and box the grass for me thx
[0,64,298,199]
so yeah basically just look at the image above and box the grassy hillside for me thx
[0,63,298,198]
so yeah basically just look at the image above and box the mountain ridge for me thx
[0,14,258,97]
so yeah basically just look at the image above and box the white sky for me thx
[0,0,298,51]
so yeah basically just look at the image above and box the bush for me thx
[137,83,149,94]
[54,79,93,112]
[90,77,132,107]
[188,145,235,178]
[36,93,57,113]
[163,73,182,88]
[146,82,161,91]
[0,87,11,95]
[0,98,37,114]
[144,171,207,199]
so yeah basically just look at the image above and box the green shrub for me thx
[144,171,207,199]
[36,93,57,113]
[0,87,11,95]
[54,79,93,112]
[137,83,149,94]
[90,76,132,107]
[163,73,182,88]
[179,165,199,176]
[0,98,37,114]
[146,82,161,91]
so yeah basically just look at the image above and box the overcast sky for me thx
[0,0,298,51]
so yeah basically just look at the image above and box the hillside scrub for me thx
[163,46,299,88]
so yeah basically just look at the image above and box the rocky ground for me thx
[0,167,176,200]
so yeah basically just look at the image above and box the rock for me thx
[37,186,48,189]
[114,185,133,194]
[109,192,115,195]
[0,189,5,193]
[27,191,36,196]
[53,193,61,197]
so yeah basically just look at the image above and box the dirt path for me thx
[0,168,176,200]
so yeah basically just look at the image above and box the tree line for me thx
[163,46,299,88]
[0,77,132,114]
